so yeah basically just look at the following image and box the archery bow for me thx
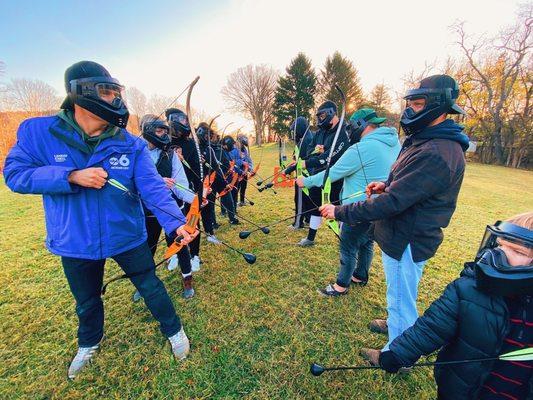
[320,85,346,239]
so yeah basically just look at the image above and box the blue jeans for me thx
[336,222,374,288]
[382,244,427,351]
[62,242,181,347]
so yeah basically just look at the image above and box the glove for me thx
[379,350,403,373]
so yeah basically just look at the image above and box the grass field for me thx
[1,143,532,400]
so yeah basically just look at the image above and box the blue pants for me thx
[62,242,181,347]
[336,222,374,288]
[382,244,427,351]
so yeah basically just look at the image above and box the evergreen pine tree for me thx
[319,51,364,115]
[272,53,317,138]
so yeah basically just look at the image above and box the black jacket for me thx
[389,264,533,400]
[172,136,202,193]
[335,119,469,262]
[303,121,350,175]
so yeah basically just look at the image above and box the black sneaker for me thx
[317,284,348,297]
[230,219,241,225]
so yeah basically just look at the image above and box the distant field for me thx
[1,144,532,399]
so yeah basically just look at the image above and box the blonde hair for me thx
[506,211,533,230]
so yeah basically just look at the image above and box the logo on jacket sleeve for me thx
[54,154,68,163]
[109,154,130,170]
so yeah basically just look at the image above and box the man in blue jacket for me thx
[3,61,196,379]
[320,75,470,364]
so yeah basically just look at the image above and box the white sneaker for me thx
[191,255,201,272]
[169,327,190,360]
[68,344,100,379]
[167,254,179,271]
[207,235,221,245]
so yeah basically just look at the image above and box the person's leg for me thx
[382,244,427,351]
[113,242,181,338]
[352,238,374,283]
[293,183,304,228]
[231,185,238,208]
[62,257,106,347]
[351,223,374,284]
[300,187,322,244]
[221,192,237,222]
[201,199,214,235]
[334,223,372,289]
[145,215,163,257]
[176,245,194,298]
[239,179,247,203]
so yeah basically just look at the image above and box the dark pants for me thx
[308,180,343,216]
[336,222,374,288]
[201,191,216,234]
[231,186,238,209]
[220,192,236,221]
[145,215,191,275]
[62,242,181,347]
[239,179,247,203]
[293,183,313,227]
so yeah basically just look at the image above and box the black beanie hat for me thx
[60,61,111,110]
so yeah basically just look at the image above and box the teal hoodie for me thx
[303,126,401,204]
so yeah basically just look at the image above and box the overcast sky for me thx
[0,0,524,129]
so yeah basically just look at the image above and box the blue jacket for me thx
[228,148,243,174]
[3,116,186,260]
[304,126,401,204]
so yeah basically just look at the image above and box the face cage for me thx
[317,107,335,122]
[476,223,533,261]
[169,113,189,126]
[72,78,126,109]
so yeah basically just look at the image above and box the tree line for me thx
[0,5,530,169]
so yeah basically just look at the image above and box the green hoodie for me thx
[57,109,119,153]
[303,126,401,204]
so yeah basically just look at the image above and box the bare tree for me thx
[125,87,147,118]
[2,78,60,113]
[221,64,279,145]
[146,94,174,116]
[452,5,532,164]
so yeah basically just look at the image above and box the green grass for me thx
[1,144,532,399]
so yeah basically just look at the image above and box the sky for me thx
[0,0,524,130]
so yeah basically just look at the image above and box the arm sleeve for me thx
[3,122,79,195]
[134,146,186,234]
[389,280,462,366]
[303,144,363,188]
[171,155,195,204]
[334,151,449,225]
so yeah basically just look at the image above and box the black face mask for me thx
[142,123,171,151]
[346,119,367,144]
[66,77,129,128]
[316,107,336,129]
[168,112,191,137]
[475,249,533,296]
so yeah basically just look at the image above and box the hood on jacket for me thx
[362,126,399,148]
[412,119,470,152]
